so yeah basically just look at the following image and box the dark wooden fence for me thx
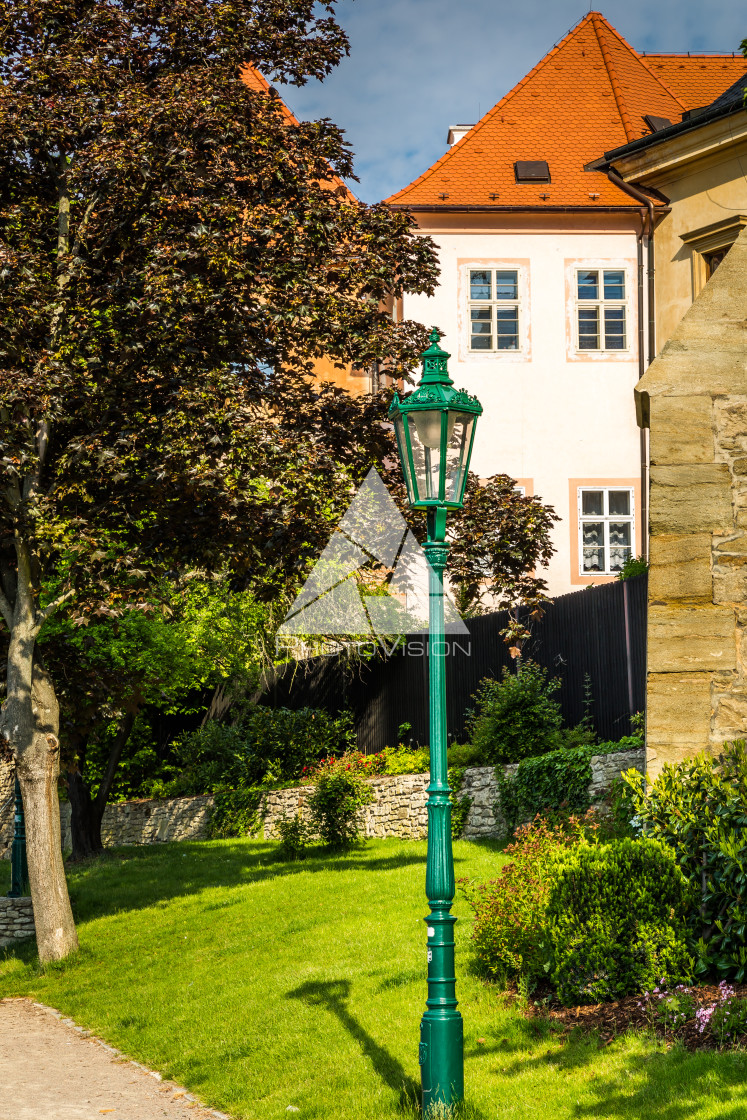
[260,574,647,752]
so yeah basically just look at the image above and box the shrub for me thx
[622,740,747,980]
[309,763,375,849]
[458,814,592,981]
[276,814,310,860]
[466,662,563,764]
[380,743,430,775]
[446,742,484,768]
[494,745,594,838]
[546,837,694,1004]
[164,706,357,795]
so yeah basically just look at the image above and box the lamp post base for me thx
[420,1009,464,1115]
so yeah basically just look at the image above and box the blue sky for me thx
[279,1,746,203]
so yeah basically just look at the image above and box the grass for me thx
[2,838,747,1119]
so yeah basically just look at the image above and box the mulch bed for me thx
[520,983,747,1050]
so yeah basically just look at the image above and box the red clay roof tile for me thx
[385,13,746,209]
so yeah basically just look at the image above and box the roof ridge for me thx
[384,12,599,204]
[591,13,688,119]
[642,51,743,58]
[590,13,636,141]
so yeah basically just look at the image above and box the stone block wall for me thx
[0,897,34,946]
[636,228,747,780]
[2,794,216,857]
[261,748,646,841]
[0,748,645,857]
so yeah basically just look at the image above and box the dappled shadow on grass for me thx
[494,1025,747,1119]
[57,839,427,924]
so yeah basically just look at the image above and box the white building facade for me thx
[386,13,745,596]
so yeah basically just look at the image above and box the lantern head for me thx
[388,329,482,510]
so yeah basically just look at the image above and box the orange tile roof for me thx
[240,65,356,201]
[385,13,746,210]
[641,54,747,110]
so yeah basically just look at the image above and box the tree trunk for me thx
[67,767,103,862]
[67,708,137,862]
[13,654,78,961]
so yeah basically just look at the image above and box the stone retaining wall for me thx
[261,748,646,841]
[0,897,34,946]
[0,748,646,855]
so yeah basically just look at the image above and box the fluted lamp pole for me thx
[389,329,482,1115]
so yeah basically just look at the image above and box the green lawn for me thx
[2,838,747,1120]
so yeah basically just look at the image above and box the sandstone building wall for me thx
[636,228,747,779]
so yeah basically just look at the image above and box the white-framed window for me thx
[578,487,634,574]
[575,268,627,351]
[469,268,520,351]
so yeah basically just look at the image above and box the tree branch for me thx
[93,705,139,819]
[37,588,76,627]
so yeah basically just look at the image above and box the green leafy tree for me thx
[0,0,439,961]
[43,577,276,860]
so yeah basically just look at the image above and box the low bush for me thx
[466,662,563,765]
[276,814,310,860]
[459,814,592,982]
[380,744,430,775]
[446,742,485,768]
[622,740,747,981]
[546,837,694,1005]
[309,762,375,849]
[494,745,594,838]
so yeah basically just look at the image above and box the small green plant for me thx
[547,837,694,1005]
[309,763,375,849]
[637,983,696,1033]
[276,813,310,860]
[466,662,563,765]
[711,995,747,1044]
[448,767,473,839]
[617,555,649,580]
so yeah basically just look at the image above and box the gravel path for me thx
[0,999,232,1120]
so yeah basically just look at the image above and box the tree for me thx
[43,577,277,861]
[0,0,439,961]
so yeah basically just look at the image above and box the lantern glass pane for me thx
[444,412,475,503]
[407,410,443,501]
[394,414,416,503]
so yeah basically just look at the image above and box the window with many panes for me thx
[469,269,520,351]
[578,487,634,574]
[576,269,627,351]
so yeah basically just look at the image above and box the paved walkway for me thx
[0,1000,230,1120]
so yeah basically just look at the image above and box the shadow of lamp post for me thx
[389,329,482,1115]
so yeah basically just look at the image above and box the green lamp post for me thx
[389,329,482,1115]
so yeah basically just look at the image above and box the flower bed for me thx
[534,980,747,1050]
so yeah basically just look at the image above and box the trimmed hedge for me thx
[547,837,694,1005]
